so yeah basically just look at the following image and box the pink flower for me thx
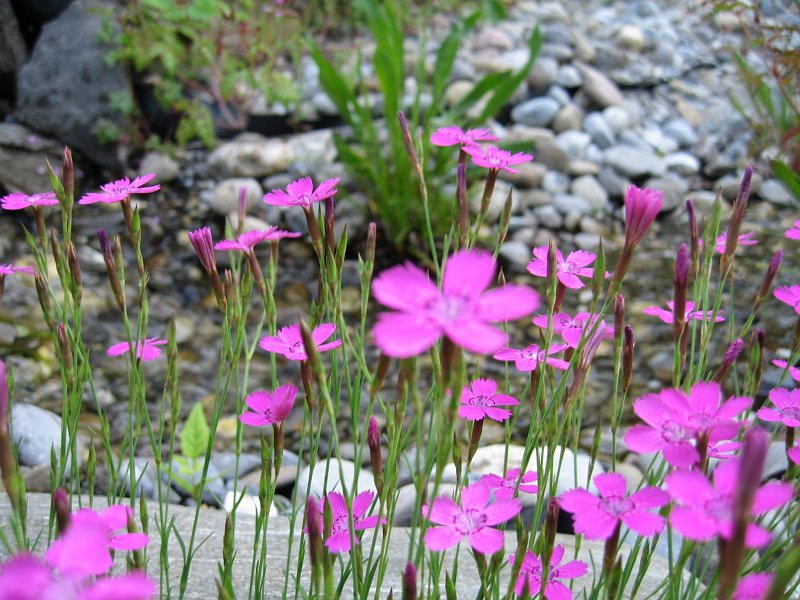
[511,545,588,598]
[462,145,534,174]
[771,359,800,383]
[732,573,773,600]
[527,245,603,289]
[258,323,341,361]
[215,227,300,252]
[262,176,339,208]
[1,192,59,210]
[423,482,521,554]
[757,387,800,427]
[0,555,57,600]
[623,185,663,248]
[458,378,519,422]
[480,468,538,500]
[372,250,540,357]
[624,382,751,468]
[493,343,569,372]
[642,301,725,324]
[92,504,150,552]
[559,472,669,540]
[78,174,160,205]
[785,220,800,241]
[707,439,741,460]
[107,337,167,362]
[77,572,156,600]
[0,264,35,276]
[774,285,800,315]
[666,459,793,548]
[715,231,758,254]
[429,126,499,147]
[239,384,297,427]
[788,442,800,466]
[532,311,614,349]
[310,491,384,553]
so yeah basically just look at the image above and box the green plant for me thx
[101,0,303,146]
[309,0,541,249]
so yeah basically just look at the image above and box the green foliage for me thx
[310,0,541,248]
[102,0,303,146]
[180,402,210,461]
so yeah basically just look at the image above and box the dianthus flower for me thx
[532,311,613,349]
[493,343,569,372]
[430,126,499,147]
[715,231,758,254]
[732,573,773,600]
[784,220,800,241]
[559,473,669,540]
[240,384,297,427]
[262,176,339,208]
[527,245,602,290]
[215,227,300,252]
[0,192,59,210]
[624,382,751,468]
[308,491,384,553]
[423,482,521,554]
[463,145,534,174]
[511,545,588,598]
[106,337,167,362]
[772,359,800,383]
[258,323,341,361]
[480,468,538,499]
[788,442,800,466]
[458,378,519,422]
[757,387,800,427]
[0,264,35,276]
[642,300,725,324]
[666,459,793,548]
[622,185,663,249]
[774,285,800,315]
[372,250,540,357]
[78,174,160,205]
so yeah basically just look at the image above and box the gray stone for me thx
[644,175,690,212]
[553,193,590,215]
[598,166,631,198]
[498,162,546,188]
[602,105,630,133]
[511,97,560,128]
[211,452,263,482]
[583,112,616,149]
[665,152,701,176]
[297,458,376,499]
[759,178,794,206]
[118,457,182,503]
[287,129,336,175]
[604,145,666,177]
[546,85,571,107]
[557,64,582,88]
[567,160,600,176]
[499,241,533,268]
[573,231,604,250]
[763,441,789,479]
[0,0,26,79]
[11,404,65,468]
[139,152,180,183]
[208,178,263,216]
[551,104,584,132]
[526,56,558,93]
[15,0,132,169]
[543,170,570,194]
[533,138,569,171]
[207,133,294,178]
[556,130,591,159]
[616,25,646,52]
[571,174,609,211]
[642,127,680,154]
[575,61,624,107]
[534,204,563,229]
[663,118,699,147]
[167,458,227,506]
[470,179,516,221]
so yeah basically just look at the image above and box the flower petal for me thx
[476,285,541,322]
[373,312,441,358]
[442,250,496,296]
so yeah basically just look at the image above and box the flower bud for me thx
[754,249,782,312]
[721,166,753,276]
[66,241,81,299]
[368,417,383,496]
[686,199,699,275]
[672,244,689,343]
[623,326,634,391]
[402,562,417,600]
[53,487,71,537]
[457,161,468,248]
[62,147,74,202]
[714,338,744,383]
[237,186,248,235]
[614,293,625,343]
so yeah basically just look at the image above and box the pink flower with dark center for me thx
[429,126,499,147]
[308,491,384,553]
[666,459,793,547]
[78,174,160,205]
[774,285,800,315]
[527,245,603,289]
[642,301,725,324]
[732,573,773,600]
[707,439,741,460]
[107,337,167,362]
[458,378,519,422]
[0,264,35,276]
[532,311,613,349]
[262,176,339,208]
[215,227,300,252]
[715,231,758,254]
[240,384,297,427]
[258,323,341,361]
[45,510,114,577]
[623,185,663,248]
[463,145,534,174]
[480,468,538,500]
[372,250,540,357]
[1,192,59,210]
[493,343,570,372]
[772,359,800,383]
[624,382,751,468]
[423,482,521,554]
[559,472,669,540]
[757,387,800,427]
[785,220,800,241]
[511,545,588,598]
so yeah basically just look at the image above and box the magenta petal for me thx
[756,407,784,423]
[469,378,497,396]
[485,407,513,422]
[372,262,440,312]
[642,305,674,323]
[628,487,670,510]
[593,473,627,500]
[468,527,504,554]
[311,323,337,345]
[745,523,773,549]
[444,318,507,355]
[558,488,599,514]
[325,531,353,553]
[558,272,584,289]
[482,498,521,526]
[100,504,131,531]
[426,496,461,526]
[621,511,665,537]
[623,425,663,454]
[751,481,794,514]
[442,250,496,296]
[239,412,268,427]
[544,581,572,600]
[79,572,157,600]
[460,482,491,510]
[571,509,617,540]
[662,441,700,468]
[459,405,486,420]
[688,381,721,414]
[352,490,375,518]
[556,559,588,579]
[424,526,463,551]
[109,532,150,551]
[476,285,541,322]
[373,312,441,358]
[665,470,714,506]
[669,506,718,541]
[244,390,271,413]
[355,514,382,530]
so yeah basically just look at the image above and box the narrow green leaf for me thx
[180,402,210,460]
[773,159,800,201]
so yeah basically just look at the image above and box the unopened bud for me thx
[623,326,634,391]
[62,147,74,202]
[672,244,689,343]
[457,162,468,248]
[66,241,81,297]
[365,222,377,271]
[721,167,753,275]
[402,562,417,600]
[754,249,782,312]
[368,417,383,496]
[237,186,248,235]
[56,322,72,368]
[35,274,53,329]
[614,293,625,343]
[53,487,71,536]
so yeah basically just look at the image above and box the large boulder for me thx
[0,0,27,111]
[15,0,130,169]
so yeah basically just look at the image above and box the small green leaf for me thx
[181,402,210,460]
[773,159,800,202]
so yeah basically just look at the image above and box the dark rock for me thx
[15,0,131,170]
[0,0,26,107]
